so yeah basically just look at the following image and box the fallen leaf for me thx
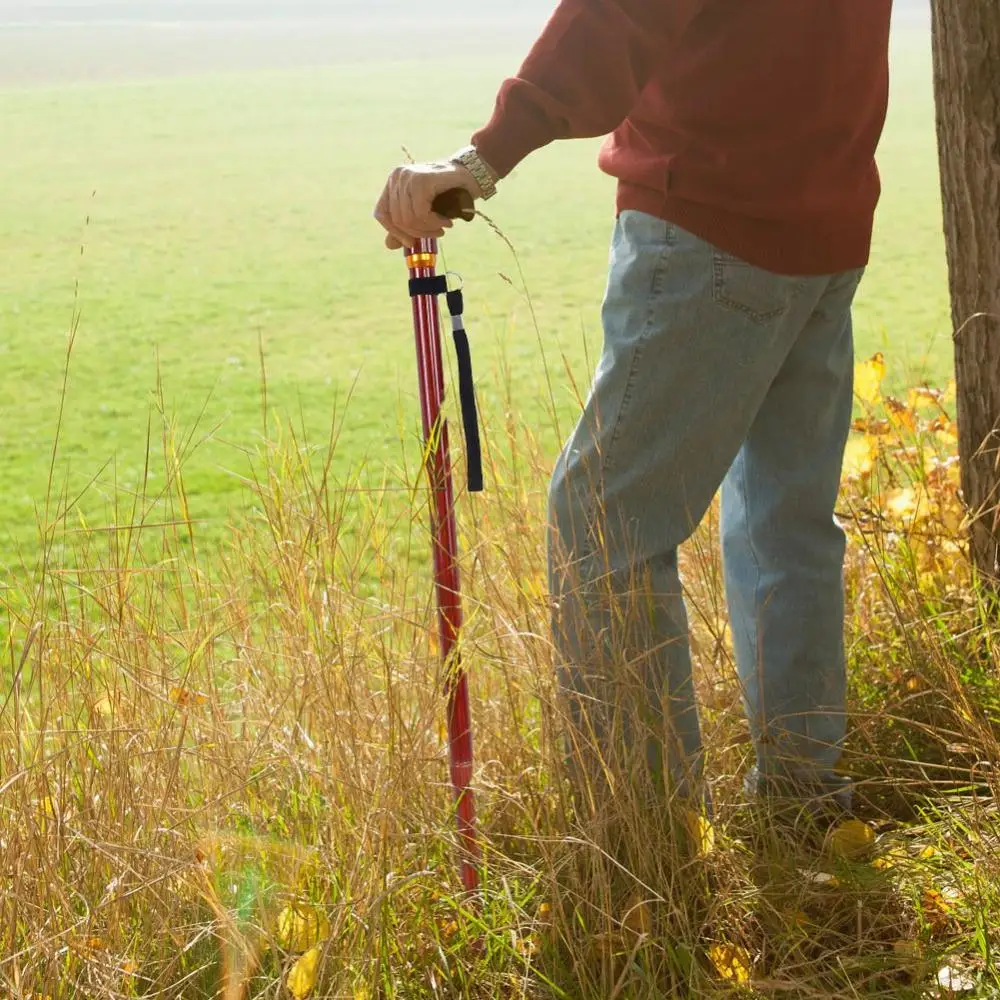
[872,847,910,871]
[169,687,209,708]
[919,846,939,860]
[922,888,955,936]
[885,486,920,521]
[516,934,540,957]
[908,385,944,410]
[843,435,877,479]
[828,819,876,860]
[276,905,330,953]
[937,963,976,994]
[855,352,886,405]
[682,808,716,857]
[852,417,892,436]
[932,417,960,446]
[287,945,322,1000]
[799,869,840,887]
[709,943,752,985]
[884,395,917,432]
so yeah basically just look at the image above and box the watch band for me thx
[450,145,498,201]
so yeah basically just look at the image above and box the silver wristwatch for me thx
[450,145,498,201]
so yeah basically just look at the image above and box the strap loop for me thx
[408,276,484,494]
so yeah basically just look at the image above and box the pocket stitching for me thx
[712,255,792,325]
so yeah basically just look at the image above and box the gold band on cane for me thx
[406,252,437,270]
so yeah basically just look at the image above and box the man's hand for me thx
[373,161,483,251]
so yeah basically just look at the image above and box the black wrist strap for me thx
[408,276,484,494]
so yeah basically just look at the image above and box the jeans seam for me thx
[601,237,676,482]
[737,456,768,757]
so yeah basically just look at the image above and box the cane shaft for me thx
[406,237,479,894]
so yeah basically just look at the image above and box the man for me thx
[375,1,894,826]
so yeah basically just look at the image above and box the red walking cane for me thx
[404,189,482,893]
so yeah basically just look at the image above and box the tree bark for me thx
[931,0,1000,587]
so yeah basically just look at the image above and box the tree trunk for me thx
[930,0,1000,587]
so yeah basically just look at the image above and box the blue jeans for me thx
[549,210,862,814]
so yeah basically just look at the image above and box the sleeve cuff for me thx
[471,94,562,181]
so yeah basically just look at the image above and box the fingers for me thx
[389,178,425,248]
[373,164,463,251]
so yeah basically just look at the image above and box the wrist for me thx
[450,145,499,201]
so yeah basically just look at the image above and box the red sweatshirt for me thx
[472,0,893,276]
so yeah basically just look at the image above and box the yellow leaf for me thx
[277,905,330,953]
[855,352,886,405]
[939,496,965,536]
[932,417,960,446]
[884,395,917,432]
[828,819,876,860]
[843,436,877,479]
[908,385,944,410]
[287,945,322,1000]
[516,934,540,957]
[709,943,752,985]
[682,808,716,857]
[538,903,552,922]
[922,888,954,936]
[852,416,892,436]
[169,687,208,708]
[885,487,920,521]
[872,846,910,871]
[919,846,939,860]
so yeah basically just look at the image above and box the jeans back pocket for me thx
[712,252,800,325]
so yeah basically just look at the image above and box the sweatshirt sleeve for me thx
[471,0,682,180]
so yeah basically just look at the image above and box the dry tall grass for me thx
[2,328,999,999]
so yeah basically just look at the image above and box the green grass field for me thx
[11,14,1000,1000]
[0,17,949,571]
